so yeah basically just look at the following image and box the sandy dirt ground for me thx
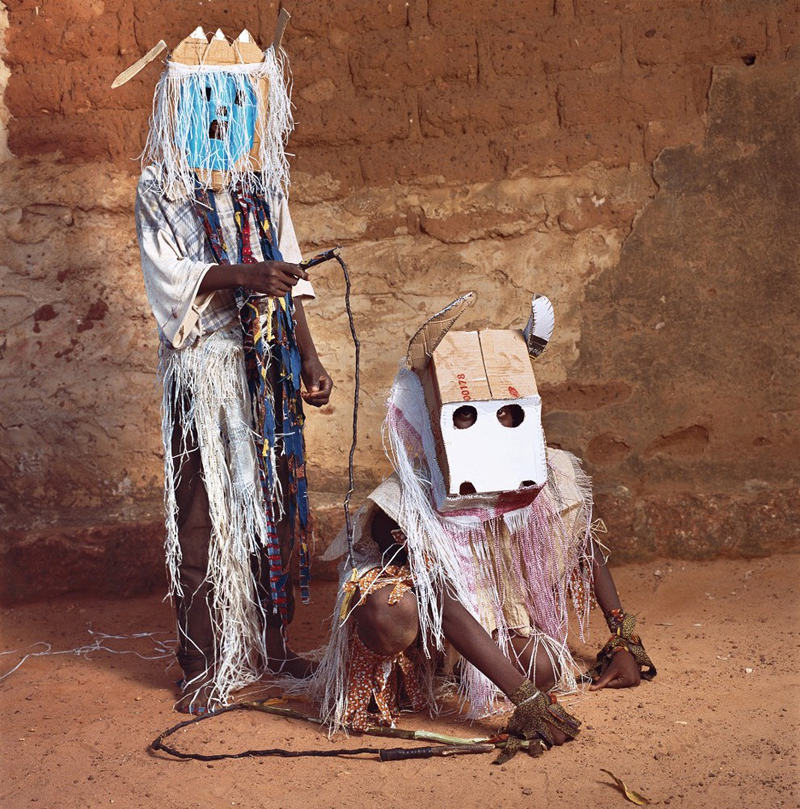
[1,555,798,809]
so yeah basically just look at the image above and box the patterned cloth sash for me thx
[192,179,311,622]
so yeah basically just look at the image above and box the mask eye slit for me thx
[453,405,477,430]
[496,404,525,428]
[204,86,212,101]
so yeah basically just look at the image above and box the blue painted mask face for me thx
[176,73,258,171]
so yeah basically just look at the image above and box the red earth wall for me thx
[1,0,798,601]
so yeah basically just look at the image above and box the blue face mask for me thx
[176,73,258,171]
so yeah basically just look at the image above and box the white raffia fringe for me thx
[142,47,294,200]
[308,365,599,732]
[160,328,276,707]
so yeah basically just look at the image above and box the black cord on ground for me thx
[150,704,496,762]
[151,704,379,760]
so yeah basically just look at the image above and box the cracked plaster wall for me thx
[0,0,798,601]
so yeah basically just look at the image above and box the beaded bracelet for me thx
[589,609,657,681]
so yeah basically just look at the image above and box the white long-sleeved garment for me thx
[135,165,314,349]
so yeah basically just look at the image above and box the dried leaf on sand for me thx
[600,769,653,805]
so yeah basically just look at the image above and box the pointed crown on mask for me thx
[405,292,555,503]
[112,11,293,199]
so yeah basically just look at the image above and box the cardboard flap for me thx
[479,330,538,399]
[111,40,167,88]
[429,329,537,404]
[271,8,291,51]
[523,293,555,359]
[431,331,491,403]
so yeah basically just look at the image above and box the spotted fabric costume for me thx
[341,565,426,730]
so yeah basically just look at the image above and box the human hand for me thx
[300,358,333,407]
[494,681,580,764]
[505,691,581,748]
[244,261,309,297]
[589,648,642,690]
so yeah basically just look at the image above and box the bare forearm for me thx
[589,547,652,689]
[592,545,623,616]
[197,260,309,297]
[292,299,319,363]
[441,592,526,696]
[197,263,245,294]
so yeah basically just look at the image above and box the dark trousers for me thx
[171,419,296,676]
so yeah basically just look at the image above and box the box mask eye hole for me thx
[453,405,477,430]
[497,404,525,428]
[234,89,245,106]
[459,482,477,495]
[205,86,213,101]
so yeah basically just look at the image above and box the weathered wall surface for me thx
[1,0,798,601]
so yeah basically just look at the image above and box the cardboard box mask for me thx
[112,12,293,199]
[407,292,555,506]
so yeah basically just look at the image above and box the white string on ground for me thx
[0,628,177,683]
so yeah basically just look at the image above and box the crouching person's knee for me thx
[534,658,558,693]
[527,641,561,693]
[356,589,419,657]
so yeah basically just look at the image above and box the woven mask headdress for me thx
[113,11,293,199]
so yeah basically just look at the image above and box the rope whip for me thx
[333,249,360,569]
[297,247,358,565]
[150,700,510,762]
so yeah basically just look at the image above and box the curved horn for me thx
[406,292,477,372]
[523,293,555,359]
[111,40,168,88]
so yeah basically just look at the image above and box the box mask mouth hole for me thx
[209,119,227,140]
[497,404,525,428]
[453,405,477,429]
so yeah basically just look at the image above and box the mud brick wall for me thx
[1,1,798,602]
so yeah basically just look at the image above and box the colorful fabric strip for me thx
[192,178,311,622]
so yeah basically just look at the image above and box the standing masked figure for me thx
[312,293,655,759]
[121,22,333,714]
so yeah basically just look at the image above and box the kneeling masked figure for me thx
[312,292,622,738]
